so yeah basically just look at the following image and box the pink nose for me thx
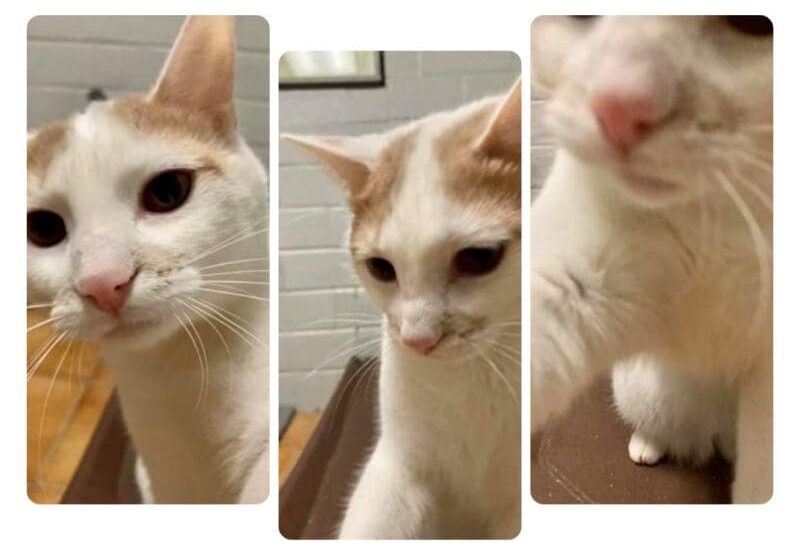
[590,92,661,154]
[402,336,441,356]
[77,270,135,316]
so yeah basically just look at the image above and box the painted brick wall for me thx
[279,52,520,411]
[27,15,269,166]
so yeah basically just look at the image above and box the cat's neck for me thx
[101,296,268,503]
[380,325,520,405]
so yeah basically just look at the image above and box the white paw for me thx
[628,432,665,466]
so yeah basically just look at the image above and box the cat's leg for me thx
[338,441,434,539]
[732,358,772,503]
[612,355,737,466]
[530,266,660,432]
[134,455,154,504]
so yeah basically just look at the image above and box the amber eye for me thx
[365,257,396,282]
[724,16,773,37]
[141,169,194,213]
[453,245,506,277]
[27,210,67,248]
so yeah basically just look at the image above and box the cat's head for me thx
[27,16,267,351]
[285,80,521,361]
[532,16,772,207]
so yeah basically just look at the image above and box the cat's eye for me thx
[453,245,506,277]
[724,16,773,37]
[141,169,194,213]
[365,257,397,282]
[570,15,598,20]
[27,210,67,248]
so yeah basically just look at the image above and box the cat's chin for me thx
[99,316,178,351]
[614,170,686,207]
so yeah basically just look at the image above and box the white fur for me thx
[28,103,269,504]
[334,97,521,538]
[531,16,772,503]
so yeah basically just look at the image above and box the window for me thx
[279,51,384,89]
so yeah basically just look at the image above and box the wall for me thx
[279,51,519,410]
[27,15,269,166]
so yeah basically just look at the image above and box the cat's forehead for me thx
[352,97,520,256]
[28,99,227,198]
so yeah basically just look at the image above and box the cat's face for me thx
[533,16,772,207]
[287,82,521,361]
[27,17,267,351]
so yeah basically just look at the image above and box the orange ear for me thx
[150,16,237,135]
[282,133,385,194]
[477,78,521,162]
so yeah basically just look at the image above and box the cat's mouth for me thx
[101,313,163,340]
[616,168,681,198]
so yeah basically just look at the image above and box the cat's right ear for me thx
[282,134,384,194]
[150,16,237,136]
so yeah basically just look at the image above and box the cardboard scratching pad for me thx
[532,377,733,504]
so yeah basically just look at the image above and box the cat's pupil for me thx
[365,257,396,282]
[141,169,194,213]
[27,210,67,248]
[453,245,505,277]
[724,16,773,37]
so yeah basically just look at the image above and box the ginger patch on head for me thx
[27,121,68,176]
[111,96,235,148]
[349,129,417,247]
[435,104,521,235]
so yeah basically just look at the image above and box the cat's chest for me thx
[379,349,519,466]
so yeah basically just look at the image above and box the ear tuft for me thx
[150,16,237,137]
[282,133,384,194]
[476,78,521,162]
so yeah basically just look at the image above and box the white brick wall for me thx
[279,51,519,411]
[27,15,269,167]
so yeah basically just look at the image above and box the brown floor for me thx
[27,311,113,504]
[279,412,321,487]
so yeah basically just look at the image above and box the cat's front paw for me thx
[627,432,665,466]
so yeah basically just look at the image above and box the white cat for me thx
[285,79,521,537]
[530,16,772,503]
[27,16,269,504]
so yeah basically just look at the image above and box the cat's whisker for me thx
[196,287,269,304]
[27,302,54,310]
[304,336,383,381]
[37,337,74,484]
[172,307,209,411]
[469,342,519,407]
[201,269,270,277]
[187,297,265,348]
[197,257,269,272]
[290,317,382,330]
[280,209,331,231]
[200,280,269,287]
[712,169,771,335]
[179,299,232,359]
[185,224,268,267]
[718,162,773,212]
[327,357,379,435]
[27,316,59,333]
[27,331,68,381]
[190,295,260,331]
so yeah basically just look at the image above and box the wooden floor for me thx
[27,311,113,504]
[279,412,321,487]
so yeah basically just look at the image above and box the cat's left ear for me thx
[150,16,237,136]
[476,78,521,162]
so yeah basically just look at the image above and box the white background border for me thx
[4,1,797,558]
